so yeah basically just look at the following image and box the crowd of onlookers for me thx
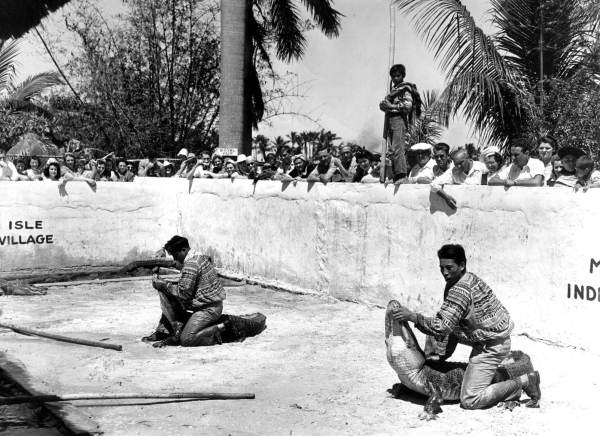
[1,136,599,195]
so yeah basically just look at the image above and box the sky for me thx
[15,0,493,151]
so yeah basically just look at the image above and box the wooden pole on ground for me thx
[0,392,255,405]
[0,323,122,351]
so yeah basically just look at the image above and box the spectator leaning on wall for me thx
[432,142,453,178]
[573,155,600,192]
[481,146,504,183]
[115,158,135,182]
[307,147,339,183]
[352,149,380,183]
[488,139,545,187]
[431,148,488,210]
[396,143,435,184]
[27,156,44,181]
[0,148,18,181]
[552,147,585,188]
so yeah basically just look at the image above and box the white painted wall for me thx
[0,179,597,351]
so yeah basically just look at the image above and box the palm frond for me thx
[0,40,20,92]
[7,72,63,104]
[300,0,343,37]
[491,0,597,82]
[269,0,306,62]
[393,0,515,84]
[408,89,445,144]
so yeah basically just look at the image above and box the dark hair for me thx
[575,155,594,170]
[389,64,406,76]
[434,143,450,154]
[164,235,190,254]
[29,156,41,168]
[489,152,503,166]
[354,149,373,161]
[538,135,557,149]
[116,158,128,168]
[511,138,532,153]
[437,244,467,265]
[43,162,61,179]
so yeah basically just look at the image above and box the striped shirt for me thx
[166,254,225,310]
[415,272,513,345]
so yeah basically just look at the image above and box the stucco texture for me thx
[0,179,597,350]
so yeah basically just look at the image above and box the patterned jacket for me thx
[415,272,513,345]
[166,254,226,310]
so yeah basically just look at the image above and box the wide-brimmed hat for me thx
[236,154,247,164]
[482,146,501,158]
[557,146,585,159]
[177,148,188,158]
[410,143,432,152]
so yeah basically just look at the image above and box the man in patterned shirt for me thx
[144,235,226,348]
[391,244,541,409]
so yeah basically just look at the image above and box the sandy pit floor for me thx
[0,281,598,435]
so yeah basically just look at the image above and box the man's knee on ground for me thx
[460,395,481,410]
[180,336,194,347]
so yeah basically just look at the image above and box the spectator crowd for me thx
[1,136,599,199]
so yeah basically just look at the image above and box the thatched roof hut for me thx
[0,0,72,40]
[6,133,59,164]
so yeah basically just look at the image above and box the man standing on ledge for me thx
[380,64,421,181]
[145,235,226,348]
[391,244,541,409]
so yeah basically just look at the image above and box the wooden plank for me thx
[0,355,102,435]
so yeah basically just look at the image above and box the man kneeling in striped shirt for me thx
[391,244,541,409]
[144,235,227,348]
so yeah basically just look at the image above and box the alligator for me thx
[385,300,537,419]
[0,279,47,296]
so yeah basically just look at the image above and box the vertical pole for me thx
[382,1,396,182]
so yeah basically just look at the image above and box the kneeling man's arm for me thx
[413,288,471,338]
[166,262,198,301]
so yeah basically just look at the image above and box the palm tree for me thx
[393,0,600,149]
[407,89,445,145]
[0,0,72,39]
[273,135,291,150]
[219,0,342,155]
[0,40,63,113]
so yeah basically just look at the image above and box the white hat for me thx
[236,154,247,164]
[46,157,59,165]
[245,156,254,163]
[177,148,188,157]
[410,143,432,152]
[163,161,174,167]
[482,146,501,158]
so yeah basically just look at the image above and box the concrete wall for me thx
[0,178,597,351]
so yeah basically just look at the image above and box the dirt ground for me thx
[0,281,598,435]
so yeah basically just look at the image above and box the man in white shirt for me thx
[488,141,545,187]
[432,142,453,178]
[431,148,488,209]
[396,143,435,184]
